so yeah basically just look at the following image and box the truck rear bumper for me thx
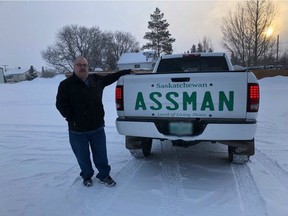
[116,119,257,141]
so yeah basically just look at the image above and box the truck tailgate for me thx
[122,72,247,119]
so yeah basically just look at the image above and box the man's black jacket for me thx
[56,70,130,132]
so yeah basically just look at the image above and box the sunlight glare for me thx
[266,26,274,37]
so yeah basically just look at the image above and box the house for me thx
[0,67,4,83]
[90,67,104,73]
[117,51,157,72]
[4,67,35,83]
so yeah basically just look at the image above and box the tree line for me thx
[42,27,140,73]
[42,0,288,72]
[42,7,175,73]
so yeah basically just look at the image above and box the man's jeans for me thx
[69,126,111,180]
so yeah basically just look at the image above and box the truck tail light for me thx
[247,83,260,112]
[115,85,124,111]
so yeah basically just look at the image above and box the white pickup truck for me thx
[115,53,260,164]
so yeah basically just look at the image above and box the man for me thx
[56,56,131,187]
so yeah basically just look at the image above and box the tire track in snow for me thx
[255,149,288,191]
[81,158,144,216]
[159,141,185,216]
[66,176,82,198]
[232,164,268,216]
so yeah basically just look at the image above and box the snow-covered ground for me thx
[0,75,287,216]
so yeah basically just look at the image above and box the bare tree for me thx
[221,0,276,66]
[110,31,140,61]
[202,36,214,52]
[42,25,140,72]
[96,31,140,71]
[97,31,140,71]
[42,25,105,72]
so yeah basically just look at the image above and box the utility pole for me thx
[1,65,8,72]
[276,34,279,61]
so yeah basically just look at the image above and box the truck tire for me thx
[125,136,152,159]
[226,139,254,164]
[228,146,250,164]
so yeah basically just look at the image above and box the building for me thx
[117,51,157,72]
[0,67,4,83]
[4,67,33,83]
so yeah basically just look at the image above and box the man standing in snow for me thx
[56,56,131,187]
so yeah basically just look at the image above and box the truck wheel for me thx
[228,146,250,164]
[126,136,152,159]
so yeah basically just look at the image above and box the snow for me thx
[0,75,288,216]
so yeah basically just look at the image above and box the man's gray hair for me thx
[74,56,88,64]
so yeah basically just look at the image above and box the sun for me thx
[266,26,274,37]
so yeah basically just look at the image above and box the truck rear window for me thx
[156,56,229,73]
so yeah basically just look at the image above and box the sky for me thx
[0,75,288,215]
[0,0,288,70]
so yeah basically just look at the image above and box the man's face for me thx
[74,58,89,81]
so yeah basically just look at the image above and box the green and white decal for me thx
[123,73,247,119]
[134,91,234,112]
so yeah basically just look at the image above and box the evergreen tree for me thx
[197,43,203,52]
[142,7,175,58]
[190,37,213,53]
[191,44,197,53]
[26,65,37,81]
